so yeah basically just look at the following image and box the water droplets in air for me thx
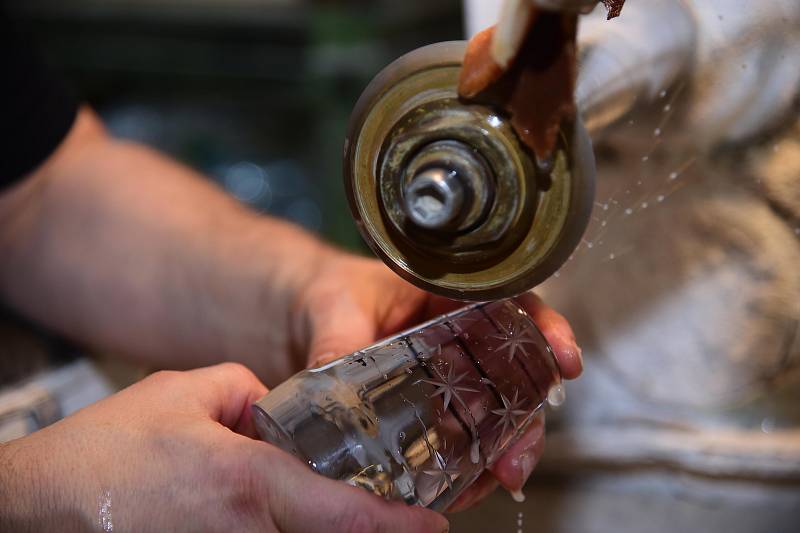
[555,81,705,276]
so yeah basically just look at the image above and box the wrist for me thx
[203,214,334,380]
[0,436,90,530]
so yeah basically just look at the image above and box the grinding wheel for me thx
[344,41,595,301]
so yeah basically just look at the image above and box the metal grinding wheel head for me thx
[344,41,596,301]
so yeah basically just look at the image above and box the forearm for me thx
[0,108,326,382]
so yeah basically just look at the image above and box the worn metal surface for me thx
[344,41,596,300]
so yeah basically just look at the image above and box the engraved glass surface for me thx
[252,298,561,511]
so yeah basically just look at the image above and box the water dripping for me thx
[510,488,526,503]
[470,439,481,464]
[547,384,566,407]
[517,511,524,533]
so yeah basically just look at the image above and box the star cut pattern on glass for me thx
[491,388,528,445]
[490,315,538,362]
[417,365,479,411]
[422,449,461,495]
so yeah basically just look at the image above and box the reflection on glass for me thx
[252,299,561,511]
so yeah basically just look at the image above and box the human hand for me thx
[293,251,583,512]
[0,363,449,532]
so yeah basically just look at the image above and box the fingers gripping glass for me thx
[252,299,562,511]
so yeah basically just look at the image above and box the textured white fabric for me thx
[463,0,800,144]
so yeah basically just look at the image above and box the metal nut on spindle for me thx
[403,168,465,230]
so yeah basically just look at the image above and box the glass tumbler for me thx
[252,299,562,511]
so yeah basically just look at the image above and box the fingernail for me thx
[512,414,545,486]
[557,333,583,374]
[518,448,537,484]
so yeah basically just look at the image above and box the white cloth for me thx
[463,0,800,144]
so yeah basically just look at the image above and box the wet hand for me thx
[0,363,449,532]
[296,251,582,512]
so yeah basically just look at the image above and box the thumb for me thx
[306,299,377,368]
[259,446,449,533]
[186,362,269,438]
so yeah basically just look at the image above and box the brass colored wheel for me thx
[344,41,595,301]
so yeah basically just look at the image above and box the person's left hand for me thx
[292,249,583,512]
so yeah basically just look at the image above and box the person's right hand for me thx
[0,363,449,533]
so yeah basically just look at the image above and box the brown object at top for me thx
[601,0,626,19]
[458,11,579,160]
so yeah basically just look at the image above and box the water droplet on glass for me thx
[659,89,667,98]
[654,128,661,137]
[657,195,665,202]
[547,384,566,407]
[587,241,594,249]
[761,417,776,434]
[663,104,671,112]
[609,253,616,260]
[641,202,648,209]
[625,208,633,215]
[601,220,607,227]
[470,439,481,464]
[603,203,609,211]
[642,155,649,162]
[669,172,678,180]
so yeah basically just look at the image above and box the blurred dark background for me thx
[7,0,463,250]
